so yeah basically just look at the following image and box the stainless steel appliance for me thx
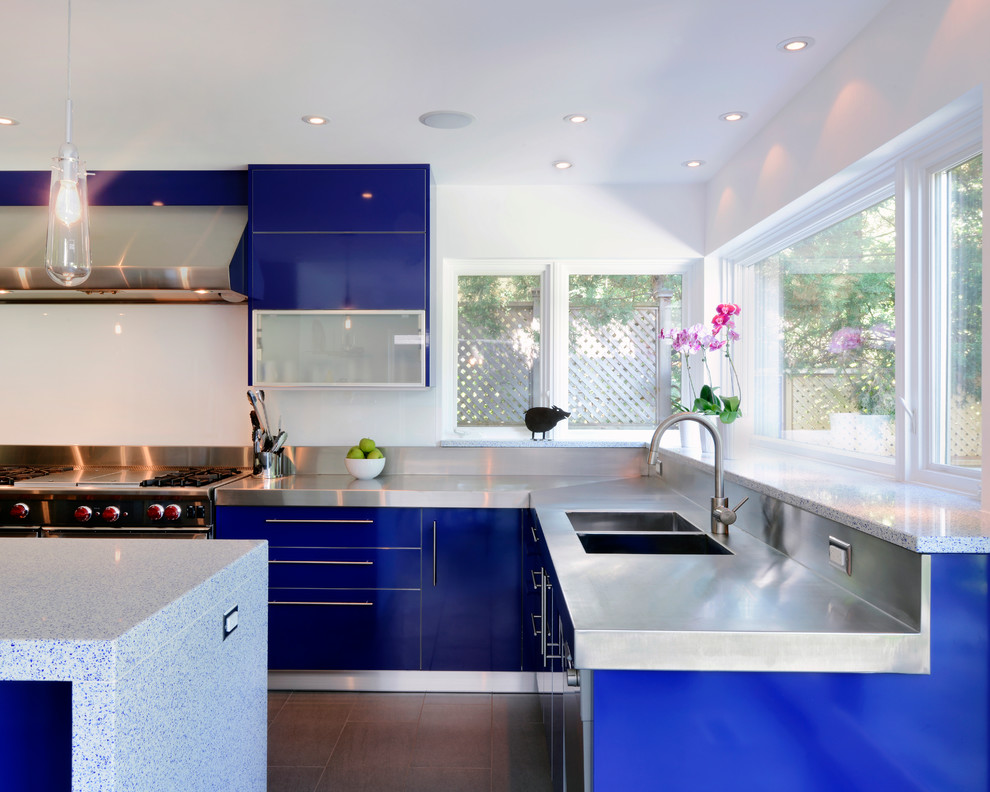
[0,447,252,539]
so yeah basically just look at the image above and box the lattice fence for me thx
[785,372,981,463]
[457,306,659,427]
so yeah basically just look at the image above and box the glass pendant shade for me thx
[45,140,91,287]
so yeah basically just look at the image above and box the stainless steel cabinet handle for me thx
[531,613,542,637]
[432,520,437,587]
[268,600,373,606]
[530,569,541,590]
[269,559,373,566]
[264,519,374,524]
[530,524,540,543]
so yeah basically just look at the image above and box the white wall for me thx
[0,304,248,446]
[706,0,989,251]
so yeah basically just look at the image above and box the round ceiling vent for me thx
[419,111,474,129]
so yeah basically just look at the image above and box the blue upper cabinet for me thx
[251,166,426,233]
[247,164,430,311]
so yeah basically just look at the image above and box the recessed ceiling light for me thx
[419,111,474,129]
[0,117,19,126]
[681,160,706,168]
[777,37,814,52]
[552,160,573,170]
[301,115,329,125]
[719,111,748,122]
[564,114,588,124]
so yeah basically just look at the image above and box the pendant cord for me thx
[65,0,72,144]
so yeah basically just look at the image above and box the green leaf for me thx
[718,410,741,424]
[722,396,740,412]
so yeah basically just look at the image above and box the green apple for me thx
[358,437,377,454]
[345,446,365,459]
[366,448,384,459]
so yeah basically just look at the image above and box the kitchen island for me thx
[0,538,268,792]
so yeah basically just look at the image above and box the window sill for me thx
[657,445,987,554]
[440,439,645,448]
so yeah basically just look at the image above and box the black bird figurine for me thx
[524,405,571,440]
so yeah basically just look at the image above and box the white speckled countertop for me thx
[659,446,988,554]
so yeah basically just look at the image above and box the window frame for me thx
[721,105,982,493]
[441,258,701,442]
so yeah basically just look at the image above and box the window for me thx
[753,196,896,457]
[728,106,981,491]
[931,153,982,469]
[443,261,695,440]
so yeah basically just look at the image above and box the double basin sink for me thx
[566,510,732,555]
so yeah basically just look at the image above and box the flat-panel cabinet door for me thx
[250,166,427,233]
[422,508,523,671]
[250,232,427,311]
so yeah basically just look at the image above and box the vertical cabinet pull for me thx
[432,520,437,587]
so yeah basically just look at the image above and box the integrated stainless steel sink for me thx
[566,511,703,534]
[577,532,733,555]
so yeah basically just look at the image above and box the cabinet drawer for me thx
[268,588,421,670]
[251,166,427,233]
[268,547,421,589]
[216,506,421,547]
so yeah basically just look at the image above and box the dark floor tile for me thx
[492,720,552,792]
[268,695,352,767]
[493,692,543,726]
[267,765,325,792]
[425,692,493,707]
[329,721,418,768]
[407,766,493,792]
[347,692,425,723]
[413,702,493,769]
[268,691,290,726]
[314,763,410,792]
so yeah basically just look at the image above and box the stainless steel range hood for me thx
[0,204,248,302]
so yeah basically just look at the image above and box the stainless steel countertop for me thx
[214,473,622,509]
[530,477,929,673]
[216,471,930,673]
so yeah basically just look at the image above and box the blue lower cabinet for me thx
[216,505,423,671]
[0,681,71,792]
[422,509,523,671]
[268,589,421,671]
[591,554,989,792]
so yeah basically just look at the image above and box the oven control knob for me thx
[101,506,122,523]
[10,502,29,519]
[163,504,182,521]
[74,506,93,523]
[147,504,165,521]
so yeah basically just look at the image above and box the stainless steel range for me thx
[0,447,253,538]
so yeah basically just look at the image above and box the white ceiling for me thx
[1,0,891,185]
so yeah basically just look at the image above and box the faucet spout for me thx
[648,413,722,500]
[649,413,741,535]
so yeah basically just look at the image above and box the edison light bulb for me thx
[55,179,82,225]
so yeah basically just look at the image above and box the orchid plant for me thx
[660,303,742,424]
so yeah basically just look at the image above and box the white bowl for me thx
[344,456,385,480]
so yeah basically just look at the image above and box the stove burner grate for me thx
[0,465,73,486]
[139,467,243,488]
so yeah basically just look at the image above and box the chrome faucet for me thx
[647,413,747,536]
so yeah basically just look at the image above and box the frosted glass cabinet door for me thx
[253,310,427,387]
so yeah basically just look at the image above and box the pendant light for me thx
[45,0,91,287]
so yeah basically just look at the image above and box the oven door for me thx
[40,528,212,539]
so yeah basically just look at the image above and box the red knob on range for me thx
[101,506,121,523]
[9,502,29,519]
[163,504,182,521]
[74,506,93,523]
[147,504,165,521]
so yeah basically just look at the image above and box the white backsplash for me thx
[0,303,249,446]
